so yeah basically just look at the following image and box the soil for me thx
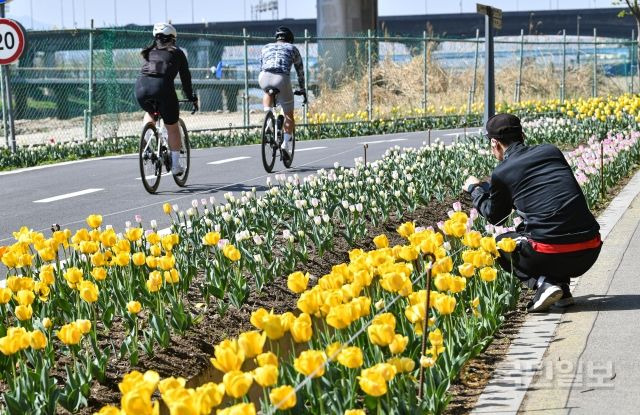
[61,195,471,414]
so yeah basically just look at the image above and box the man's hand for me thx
[463,175,480,193]
[191,97,199,113]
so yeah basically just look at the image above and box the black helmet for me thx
[275,26,294,43]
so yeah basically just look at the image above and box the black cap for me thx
[485,113,522,141]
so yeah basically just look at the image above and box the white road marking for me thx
[358,138,408,145]
[296,146,327,152]
[136,172,171,181]
[207,156,251,165]
[33,188,104,203]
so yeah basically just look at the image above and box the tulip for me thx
[389,334,409,355]
[250,308,268,330]
[91,266,108,281]
[146,271,163,293]
[449,276,467,293]
[480,236,497,254]
[252,364,278,387]
[287,271,310,293]
[269,385,296,410]
[222,370,253,398]
[373,234,389,248]
[367,323,395,347]
[125,227,143,242]
[210,340,245,373]
[358,368,387,397]
[458,262,475,278]
[290,313,313,343]
[256,351,278,367]
[29,330,48,350]
[42,317,52,330]
[497,237,517,253]
[57,322,83,345]
[158,376,186,393]
[132,252,146,266]
[420,355,436,368]
[397,222,415,238]
[262,312,285,340]
[462,230,482,248]
[387,357,415,373]
[95,406,121,415]
[63,267,84,289]
[479,267,498,283]
[0,287,11,304]
[75,319,92,334]
[434,295,456,315]
[326,304,355,330]
[15,304,33,321]
[371,362,397,381]
[194,382,225,412]
[127,301,142,314]
[238,330,266,358]
[337,346,364,368]
[216,403,256,415]
[86,214,103,229]
[345,410,366,415]
[294,350,326,378]
[203,231,221,246]
[223,244,241,262]
[15,289,35,306]
[79,280,99,303]
[163,203,172,215]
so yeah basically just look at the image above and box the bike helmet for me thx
[153,22,177,38]
[275,26,294,43]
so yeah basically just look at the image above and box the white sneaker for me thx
[281,136,292,158]
[528,280,563,313]
[172,163,185,176]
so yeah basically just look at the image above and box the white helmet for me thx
[153,22,177,38]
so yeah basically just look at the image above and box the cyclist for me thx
[135,22,198,176]
[259,26,305,158]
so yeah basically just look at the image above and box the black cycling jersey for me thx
[140,41,194,101]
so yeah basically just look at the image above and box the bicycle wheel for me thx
[282,129,295,168]
[172,119,191,187]
[139,123,162,194]
[261,112,277,173]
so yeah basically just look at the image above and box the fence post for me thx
[470,28,479,107]
[561,29,566,103]
[0,65,7,148]
[243,28,249,128]
[631,29,635,95]
[423,30,428,113]
[88,20,94,140]
[592,28,597,98]
[516,29,524,103]
[304,29,309,126]
[367,29,373,122]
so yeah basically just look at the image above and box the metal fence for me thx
[1,27,638,148]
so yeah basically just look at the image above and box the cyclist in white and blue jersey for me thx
[259,26,305,157]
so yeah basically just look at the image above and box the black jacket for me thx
[141,44,194,100]
[470,141,600,244]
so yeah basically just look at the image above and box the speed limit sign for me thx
[0,18,25,65]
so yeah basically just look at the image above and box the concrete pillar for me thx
[317,0,377,83]
[184,38,224,111]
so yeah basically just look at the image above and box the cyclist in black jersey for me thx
[135,22,198,176]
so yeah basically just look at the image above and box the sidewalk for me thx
[519,191,640,414]
[471,171,640,415]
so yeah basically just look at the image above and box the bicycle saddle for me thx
[265,88,280,96]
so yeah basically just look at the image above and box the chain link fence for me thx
[1,27,638,148]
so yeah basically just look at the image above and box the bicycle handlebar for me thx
[178,99,198,114]
[294,89,308,105]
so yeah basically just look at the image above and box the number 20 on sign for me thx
[0,18,25,65]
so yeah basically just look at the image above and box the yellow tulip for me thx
[63,267,84,288]
[39,264,56,285]
[255,351,278,367]
[121,387,154,415]
[86,214,103,228]
[75,319,92,334]
[367,323,395,346]
[287,271,310,293]
[434,295,456,315]
[237,330,266,358]
[15,304,33,321]
[250,308,268,330]
[325,342,342,360]
[448,276,467,293]
[146,271,163,293]
[29,330,48,350]
[397,222,415,238]
[479,267,497,282]
[194,382,225,412]
[290,313,313,343]
[132,252,146,266]
[95,406,121,415]
[462,231,482,248]
[389,334,409,355]
[57,322,83,345]
[262,312,285,340]
[158,376,186,393]
[42,317,52,330]
[15,289,35,306]
[252,364,278,387]
[458,262,475,278]
[163,203,172,215]
[0,287,11,304]
[114,252,130,267]
[269,385,296,410]
[429,328,444,347]
[125,227,143,242]
[371,362,397,381]
[210,340,245,373]
[222,370,253,398]
[222,244,241,262]
[337,346,364,369]
[280,311,296,331]
[79,280,99,303]
[387,357,415,373]
[202,232,221,246]
[294,350,326,378]
[480,236,497,254]
[373,234,389,248]
[358,368,387,397]
[164,268,180,284]
[497,237,517,253]
[345,410,366,415]
[127,301,142,314]
[326,304,355,330]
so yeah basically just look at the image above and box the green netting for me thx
[0,28,638,148]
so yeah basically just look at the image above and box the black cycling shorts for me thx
[135,75,180,124]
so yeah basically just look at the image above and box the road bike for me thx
[261,88,307,173]
[139,100,196,194]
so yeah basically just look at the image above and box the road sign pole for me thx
[483,8,495,125]
[88,19,94,140]
[0,4,17,153]
[0,65,7,148]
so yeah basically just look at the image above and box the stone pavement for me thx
[472,170,640,415]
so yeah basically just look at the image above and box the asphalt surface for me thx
[0,127,476,243]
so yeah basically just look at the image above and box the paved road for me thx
[0,127,476,244]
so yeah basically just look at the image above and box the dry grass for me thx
[309,54,632,116]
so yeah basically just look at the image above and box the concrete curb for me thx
[470,169,640,415]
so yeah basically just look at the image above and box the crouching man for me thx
[463,114,602,312]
